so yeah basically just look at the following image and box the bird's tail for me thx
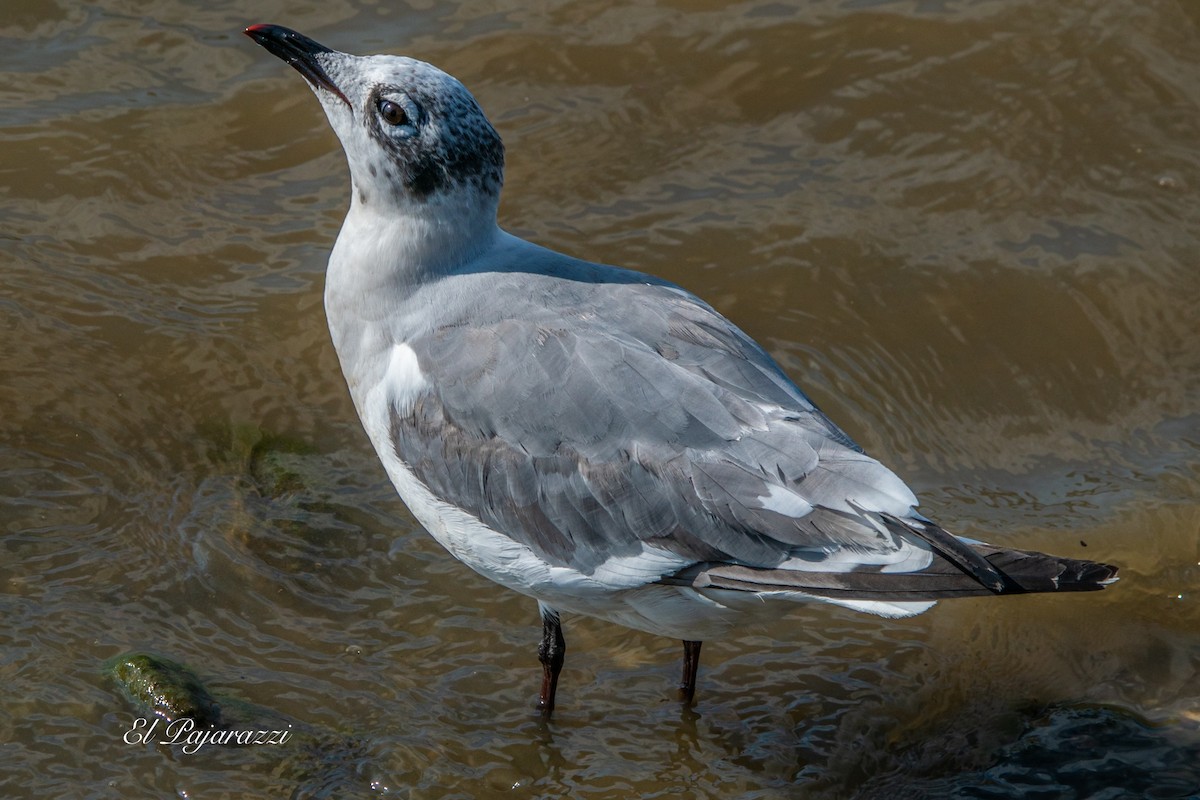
[665,516,1118,607]
[951,540,1119,594]
[885,513,1119,596]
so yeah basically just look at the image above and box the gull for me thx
[244,24,1118,714]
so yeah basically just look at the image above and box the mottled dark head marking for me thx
[357,79,504,202]
[273,43,507,211]
[247,27,506,215]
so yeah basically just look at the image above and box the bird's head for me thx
[245,24,504,218]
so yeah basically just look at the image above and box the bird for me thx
[244,24,1118,715]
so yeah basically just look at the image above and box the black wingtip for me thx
[980,548,1119,595]
[883,514,1008,593]
[1061,559,1119,590]
[885,514,1120,596]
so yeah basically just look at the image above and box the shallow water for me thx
[3,1,1199,797]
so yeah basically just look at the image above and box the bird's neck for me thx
[323,186,501,371]
[330,185,500,288]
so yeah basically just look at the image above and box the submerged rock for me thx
[109,650,373,795]
[110,652,221,727]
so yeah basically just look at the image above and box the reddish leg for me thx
[678,640,703,704]
[536,605,565,716]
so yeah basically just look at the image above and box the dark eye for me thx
[379,99,408,126]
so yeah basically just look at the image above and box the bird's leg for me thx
[536,603,566,716]
[678,640,703,704]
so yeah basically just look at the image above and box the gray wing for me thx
[388,274,955,590]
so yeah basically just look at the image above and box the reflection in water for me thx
[2,0,1199,797]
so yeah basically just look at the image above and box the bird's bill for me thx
[244,24,351,107]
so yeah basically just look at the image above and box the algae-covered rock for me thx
[109,651,373,794]
[200,420,319,499]
[110,652,221,726]
[193,420,337,574]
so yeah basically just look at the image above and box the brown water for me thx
[3,1,1199,797]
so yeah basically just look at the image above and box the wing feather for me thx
[388,279,928,588]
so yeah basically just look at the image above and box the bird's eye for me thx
[379,99,409,126]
